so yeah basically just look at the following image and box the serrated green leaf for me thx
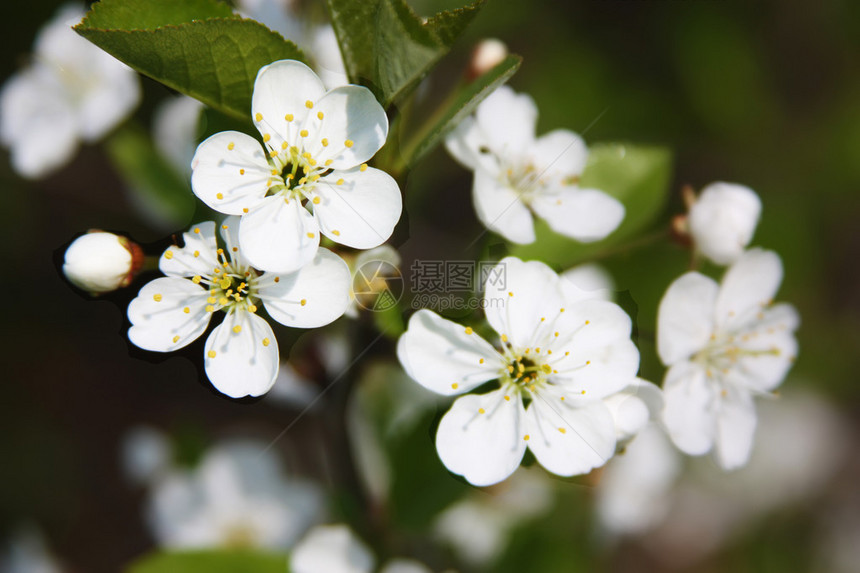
[510,144,673,267]
[126,549,288,573]
[82,0,235,30]
[326,0,485,107]
[77,6,307,120]
[106,124,196,229]
[401,54,521,168]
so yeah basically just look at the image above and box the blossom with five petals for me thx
[445,86,624,245]
[190,60,402,273]
[657,248,799,470]
[127,218,350,398]
[397,257,640,486]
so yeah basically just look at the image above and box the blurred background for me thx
[1,0,858,571]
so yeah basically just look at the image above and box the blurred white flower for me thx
[657,248,799,470]
[0,4,140,178]
[1,527,63,573]
[191,60,400,273]
[291,524,436,573]
[560,262,615,304]
[688,182,761,265]
[152,95,203,177]
[445,86,624,244]
[237,0,303,43]
[147,440,323,550]
[398,257,640,486]
[434,468,553,566]
[312,25,350,90]
[122,426,172,486]
[469,39,508,77]
[63,230,142,295]
[603,377,663,444]
[127,219,350,398]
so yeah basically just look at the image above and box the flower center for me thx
[196,248,260,315]
[694,334,782,378]
[502,353,552,393]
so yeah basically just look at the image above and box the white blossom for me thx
[470,39,508,77]
[657,248,799,470]
[127,219,350,398]
[1,527,63,573]
[153,94,203,177]
[397,257,640,486]
[445,86,624,244]
[191,60,401,273]
[0,4,140,178]
[688,182,762,265]
[63,230,141,295]
[147,440,322,550]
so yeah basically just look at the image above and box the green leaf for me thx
[106,124,196,229]
[400,54,521,168]
[326,0,486,107]
[126,550,288,573]
[510,143,673,267]
[76,1,307,120]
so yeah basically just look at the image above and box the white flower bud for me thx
[63,231,141,295]
[688,182,762,265]
[470,38,508,77]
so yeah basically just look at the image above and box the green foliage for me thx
[401,54,522,168]
[126,550,289,573]
[105,125,196,229]
[511,143,673,267]
[326,0,486,107]
[76,0,307,120]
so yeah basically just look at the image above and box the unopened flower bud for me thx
[688,182,761,265]
[469,38,508,78]
[63,231,143,294]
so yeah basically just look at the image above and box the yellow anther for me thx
[560,307,566,312]
[332,230,341,236]
[344,139,354,148]
[183,307,190,314]
[232,325,242,334]
[501,334,508,342]
[305,100,313,109]
[310,174,320,182]
[541,364,552,374]
[336,178,344,185]
[465,327,473,335]
[523,434,530,441]
[536,347,541,353]
[580,390,586,395]
[281,141,288,150]
[298,177,307,185]
[164,251,173,260]
[479,358,484,364]
[263,133,271,142]
[269,150,278,158]
[558,427,566,434]
[540,317,545,322]
[554,332,559,337]
[194,227,200,234]
[193,250,200,258]
[262,338,270,347]
[564,351,570,356]
[317,111,324,120]
[208,297,216,304]
[208,350,217,358]
[153,294,163,302]
[478,408,485,414]
[360,163,367,172]
[307,232,315,238]
[248,305,257,313]
[451,383,459,389]
[285,113,294,122]
[508,292,513,297]
[300,299,307,306]
[302,152,312,159]
[243,208,249,213]
[309,159,317,167]
[172,335,180,343]
[192,275,201,284]
[274,277,280,283]
[560,396,566,401]
[219,297,229,305]
[507,365,514,373]
[312,196,321,204]
[586,360,591,365]
[227,142,235,151]
[325,159,333,166]
[232,247,238,253]
[300,129,309,138]
[321,138,329,147]
[504,395,511,401]
[222,224,229,230]
[216,193,224,200]
[585,320,590,325]
[255,113,262,121]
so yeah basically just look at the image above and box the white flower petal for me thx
[714,387,757,470]
[444,116,499,173]
[160,221,219,278]
[529,129,588,180]
[153,95,204,176]
[727,303,799,392]
[689,182,761,266]
[661,361,716,456]
[483,257,565,348]
[191,131,272,215]
[531,187,625,242]
[397,310,501,396]
[553,299,634,351]
[63,231,133,294]
[291,525,375,573]
[252,60,326,146]
[436,389,527,486]
[559,263,615,304]
[657,272,719,365]
[472,170,535,244]
[524,391,615,477]
[380,560,433,573]
[260,247,351,328]
[204,311,279,398]
[550,338,640,400]
[603,378,664,441]
[301,85,388,169]
[128,278,211,351]
[312,25,350,90]
[313,166,402,248]
[239,196,320,273]
[475,85,537,159]
[715,248,784,331]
